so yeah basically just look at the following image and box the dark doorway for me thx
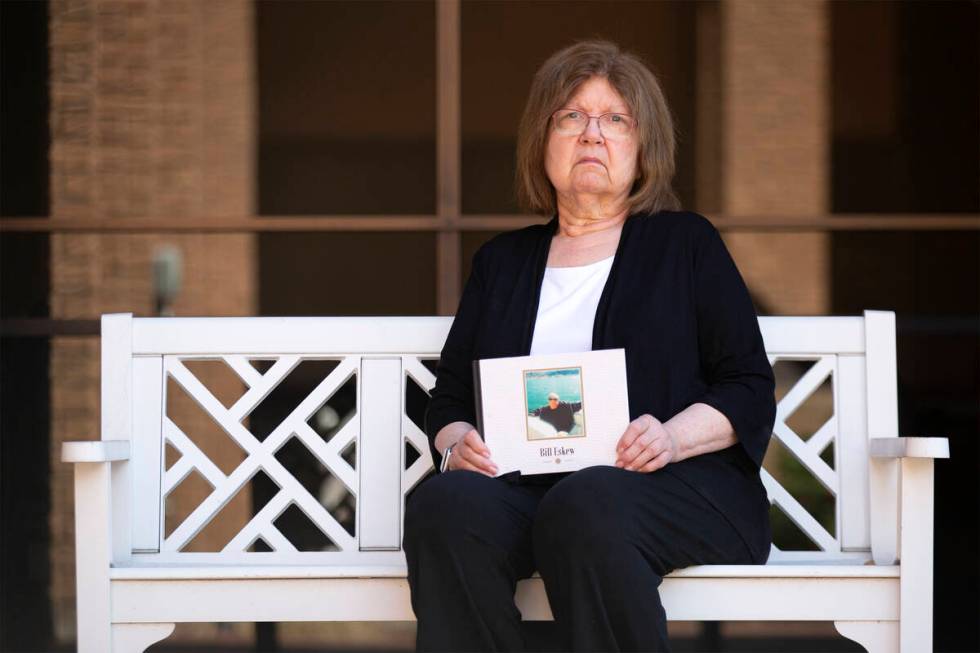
[1,1,53,651]
[831,3,980,651]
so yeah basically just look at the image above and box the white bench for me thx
[62,310,948,653]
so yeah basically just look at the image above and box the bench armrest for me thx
[869,436,949,459]
[62,440,130,463]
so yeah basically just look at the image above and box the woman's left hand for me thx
[615,413,678,472]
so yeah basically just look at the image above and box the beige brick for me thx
[48,0,256,643]
[708,0,831,315]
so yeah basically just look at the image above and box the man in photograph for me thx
[530,392,582,434]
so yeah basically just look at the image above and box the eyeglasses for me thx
[551,108,636,138]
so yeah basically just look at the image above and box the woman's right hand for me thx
[444,429,499,476]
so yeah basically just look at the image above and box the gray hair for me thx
[515,39,681,216]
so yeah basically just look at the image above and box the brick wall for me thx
[699,0,831,316]
[48,0,255,642]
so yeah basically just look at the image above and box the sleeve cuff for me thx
[695,392,771,469]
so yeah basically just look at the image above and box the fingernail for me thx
[615,460,624,468]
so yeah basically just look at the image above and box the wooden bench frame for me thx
[62,310,948,652]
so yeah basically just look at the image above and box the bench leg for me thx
[74,462,112,652]
[111,623,176,653]
[835,620,899,653]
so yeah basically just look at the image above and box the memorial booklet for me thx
[472,348,630,476]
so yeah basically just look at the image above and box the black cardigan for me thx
[423,210,776,562]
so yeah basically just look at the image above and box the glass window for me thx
[258,1,436,215]
[259,232,436,316]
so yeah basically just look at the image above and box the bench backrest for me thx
[101,310,899,566]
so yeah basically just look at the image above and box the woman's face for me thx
[544,76,639,206]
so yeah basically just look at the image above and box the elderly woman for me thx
[403,40,775,652]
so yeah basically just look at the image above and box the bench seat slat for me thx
[109,575,900,623]
[109,563,900,580]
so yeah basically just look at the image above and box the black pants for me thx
[402,465,761,652]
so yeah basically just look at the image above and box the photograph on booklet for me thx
[523,366,586,440]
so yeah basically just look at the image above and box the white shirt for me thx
[529,254,615,355]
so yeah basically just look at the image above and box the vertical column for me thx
[898,456,935,652]
[866,310,900,564]
[694,1,723,214]
[436,0,461,315]
[47,0,256,643]
[99,313,133,564]
[699,0,831,316]
[72,462,112,652]
[358,358,403,551]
